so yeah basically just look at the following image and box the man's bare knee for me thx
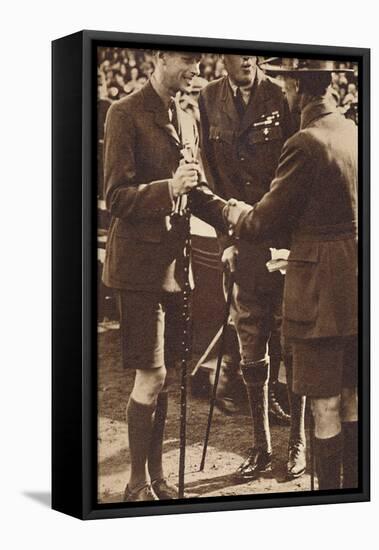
[341,386,358,422]
[132,367,167,405]
[311,395,341,438]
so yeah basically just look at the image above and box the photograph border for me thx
[52,30,370,520]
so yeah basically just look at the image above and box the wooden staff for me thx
[178,143,195,499]
[200,272,235,471]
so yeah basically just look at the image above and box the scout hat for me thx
[259,57,354,75]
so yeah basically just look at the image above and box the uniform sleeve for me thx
[189,184,227,233]
[235,136,314,243]
[104,103,173,220]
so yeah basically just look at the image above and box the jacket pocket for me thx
[209,126,234,145]
[283,243,319,323]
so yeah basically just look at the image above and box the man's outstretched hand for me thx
[221,245,238,273]
[223,198,253,230]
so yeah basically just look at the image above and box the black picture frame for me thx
[52,30,370,520]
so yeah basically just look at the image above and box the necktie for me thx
[235,87,246,119]
[169,98,180,138]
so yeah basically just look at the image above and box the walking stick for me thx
[199,271,235,472]
[178,215,191,498]
[178,143,195,499]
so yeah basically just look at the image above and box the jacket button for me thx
[246,181,251,186]
[239,156,245,161]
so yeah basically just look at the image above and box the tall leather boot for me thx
[237,358,272,479]
[268,342,290,426]
[342,421,358,489]
[314,432,343,490]
[285,354,306,478]
[213,321,242,415]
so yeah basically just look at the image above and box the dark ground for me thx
[97,330,314,503]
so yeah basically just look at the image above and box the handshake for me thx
[223,198,253,233]
[170,159,253,232]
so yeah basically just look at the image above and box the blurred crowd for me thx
[97,48,358,123]
[98,48,229,123]
[330,66,358,120]
[98,48,226,97]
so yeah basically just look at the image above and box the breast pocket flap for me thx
[209,126,234,144]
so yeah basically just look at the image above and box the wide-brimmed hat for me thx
[259,58,354,75]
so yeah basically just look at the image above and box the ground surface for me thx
[97,330,314,503]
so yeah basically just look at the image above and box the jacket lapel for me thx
[300,95,337,129]
[142,82,181,148]
[155,109,181,146]
[238,68,270,136]
[220,78,240,130]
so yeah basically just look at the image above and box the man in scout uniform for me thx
[199,54,307,480]
[224,59,358,490]
[102,51,226,502]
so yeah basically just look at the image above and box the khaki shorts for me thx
[292,336,358,397]
[118,290,187,370]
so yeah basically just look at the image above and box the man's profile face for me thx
[162,52,201,94]
[223,55,257,86]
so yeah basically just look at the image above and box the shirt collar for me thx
[300,94,338,129]
[228,77,255,97]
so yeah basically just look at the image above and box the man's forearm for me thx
[190,184,228,233]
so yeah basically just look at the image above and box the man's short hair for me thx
[157,50,202,62]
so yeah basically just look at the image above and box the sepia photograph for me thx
[95,45,360,505]
[3,0,376,541]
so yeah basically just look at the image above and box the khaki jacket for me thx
[199,69,293,292]
[102,82,225,292]
[235,97,358,340]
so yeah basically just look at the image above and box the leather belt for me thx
[292,221,357,242]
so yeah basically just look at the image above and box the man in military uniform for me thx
[199,54,307,480]
[225,59,358,490]
[102,51,226,502]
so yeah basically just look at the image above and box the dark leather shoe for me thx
[287,442,306,479]
[152,478,178,500]
[269,389,291,425]
[236,447,272,480]
[123,484,158,502]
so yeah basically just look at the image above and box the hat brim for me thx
[262,65,354,75]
